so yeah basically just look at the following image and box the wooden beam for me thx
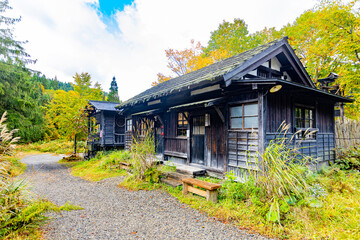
[214,106,225,123]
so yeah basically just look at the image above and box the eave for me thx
[231,78,353,103]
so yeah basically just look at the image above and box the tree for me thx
[107,76,120,102]
[280,0,360,117]
[153,40,229,86]
[0,0,46,142]
[45,72,103,149]
[0,0,34,65]
[204,18,274,56]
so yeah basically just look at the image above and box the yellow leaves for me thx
[45,72,103,140]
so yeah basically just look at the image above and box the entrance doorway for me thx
[191,116,205,165]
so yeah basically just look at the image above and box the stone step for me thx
[163,171,191,181]
[165,161,206,177]
[160,177,182,188]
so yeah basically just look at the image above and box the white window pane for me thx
[244,103,258,116]
[244,116,258,128]
[231,106,242,117]
[231,118,242,129]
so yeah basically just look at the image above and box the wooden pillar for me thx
[186,115,191,165]
[258,90,267,165]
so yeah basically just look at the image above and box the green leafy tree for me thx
[45,72,103,147]
[280,0,360,117]
[107,76,120,102]
[204,18,275,56]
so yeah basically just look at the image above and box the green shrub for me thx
[220,171,263,202]
[335,146,360,170]
[101,150,131,169]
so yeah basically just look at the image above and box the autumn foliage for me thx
[155,0,360,118]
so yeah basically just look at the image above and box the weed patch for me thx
[68,151,128,182]
[17,139,85,155]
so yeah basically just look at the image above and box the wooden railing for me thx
[114,133,125,145]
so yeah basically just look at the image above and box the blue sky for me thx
[91,0,134,32]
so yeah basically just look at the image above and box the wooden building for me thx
[117,37,352,176]
[86,100,125,157]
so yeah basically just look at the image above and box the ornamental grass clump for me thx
[245,123,316,223]
[0,111,52,237]
[129,120,160,184]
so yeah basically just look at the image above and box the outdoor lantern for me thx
[270,84,282,93]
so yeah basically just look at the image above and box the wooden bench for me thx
[119,161,132,170]
[182,177,221,203]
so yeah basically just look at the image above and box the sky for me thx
[10,0,317,101]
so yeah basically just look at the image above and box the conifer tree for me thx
[107,76,120,102]
[0,0,46,142]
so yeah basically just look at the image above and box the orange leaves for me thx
[153,40,230,86]
[152,73,171,86]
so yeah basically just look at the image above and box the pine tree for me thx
[107,76,120,102]
[0,0,46,142]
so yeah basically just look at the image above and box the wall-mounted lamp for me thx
[269,84,282,93]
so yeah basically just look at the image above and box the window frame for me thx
[294,105,317,140]
[176,112,189,137]
[126,119,132,132]
[230,102,259,130]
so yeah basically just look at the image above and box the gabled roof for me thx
[118,37,314,108]
[89,100,121,112]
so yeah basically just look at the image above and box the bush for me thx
[101,150,131,169]
[220,171,262,202]
[335,146,360,170]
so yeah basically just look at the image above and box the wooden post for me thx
[183,182,189,195]
[206,190,218,203]
[74,134,77,154]
[186,115,191,165]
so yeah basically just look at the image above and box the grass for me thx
[64,156,360,239]
[57,132,360,239]
[16,139,85,155]
[64,151,128,182]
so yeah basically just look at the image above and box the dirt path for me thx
[21,154,268,240]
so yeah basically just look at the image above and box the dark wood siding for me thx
[103,112,115,145]
[266,92,293,133]
[205,110,226,170]
[266,92,336,164]
[164,112,187,156]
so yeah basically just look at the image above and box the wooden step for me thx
[160,177,182,187]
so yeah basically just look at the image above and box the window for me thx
[193,116,205,135]
[126,119,132,132]
[295,106,316,139]
[177,112,188,137]
[230,103,258,129]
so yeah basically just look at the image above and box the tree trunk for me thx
[74,134,77,154]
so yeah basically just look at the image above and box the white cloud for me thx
[10,0,316,101]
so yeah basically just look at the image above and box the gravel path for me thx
[21,154,269,240]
